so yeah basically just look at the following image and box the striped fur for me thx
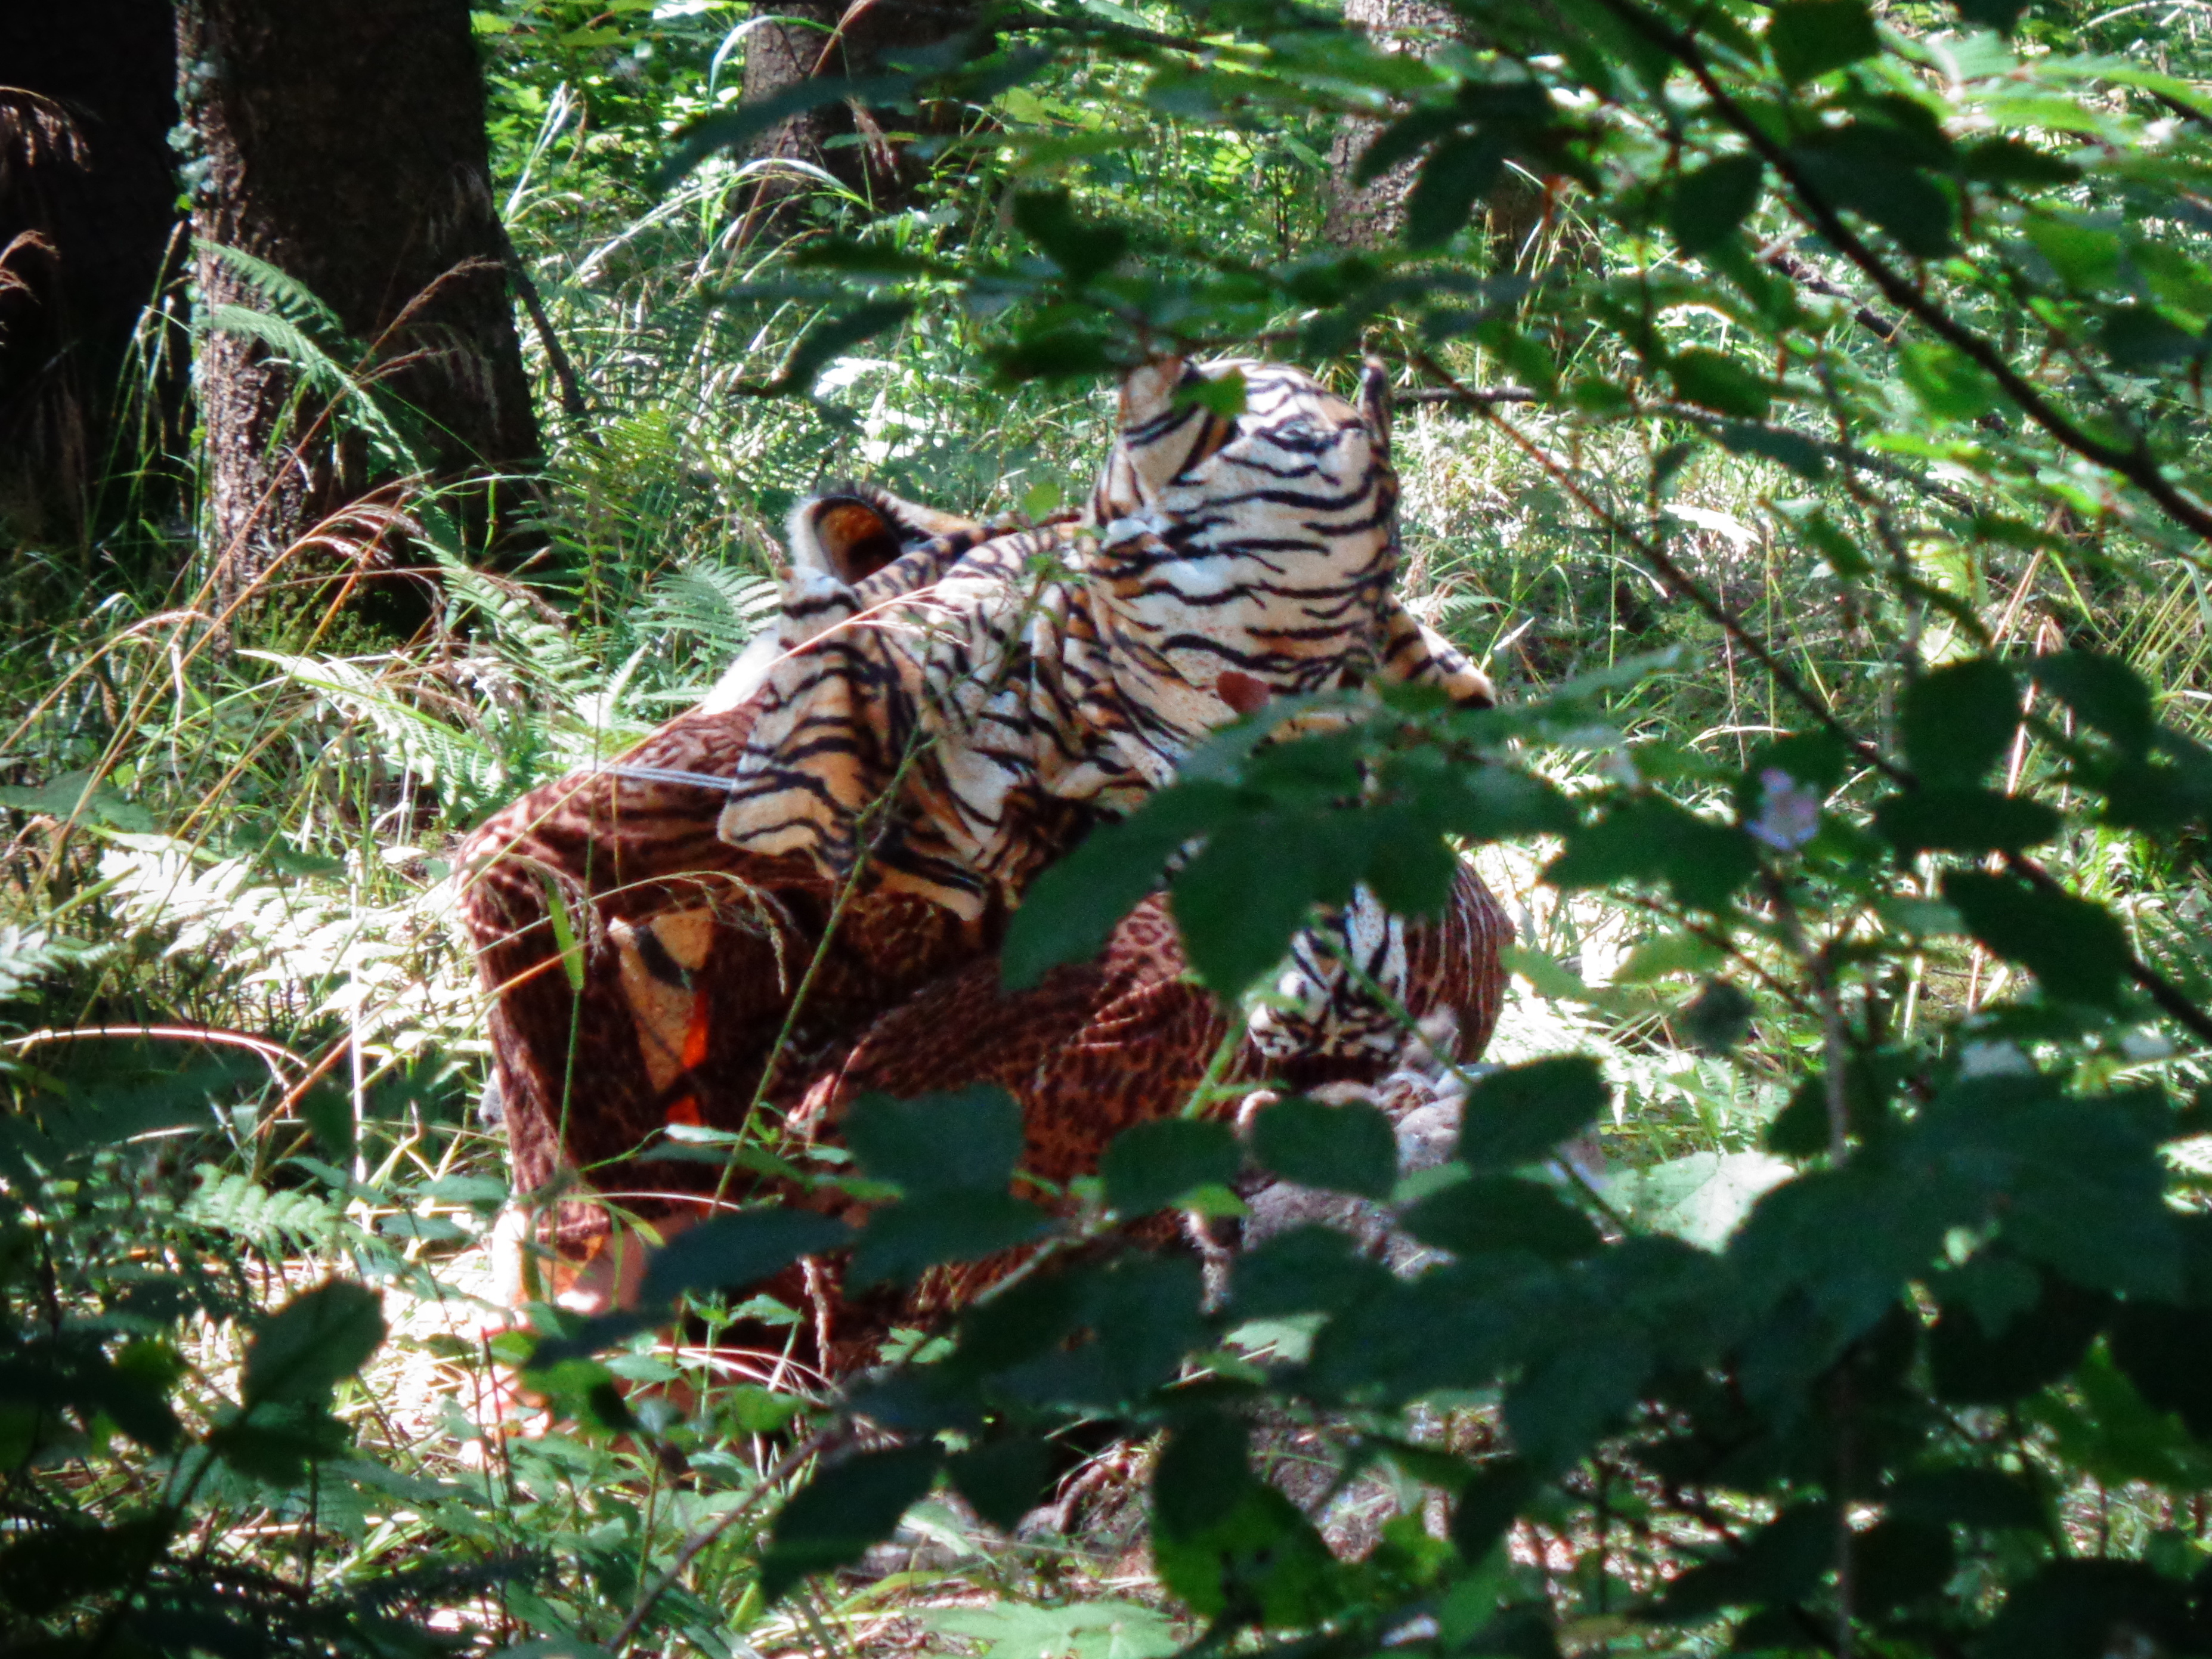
[709,359,1494,927]
[453,358,1512,1348]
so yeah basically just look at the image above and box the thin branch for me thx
[1406,345,1898,775]
[1759,244,1900,343]
[610,1427,841,1652]
[1402,380,1974,513]
[1604,0,2212,547]
[498,224,589,420]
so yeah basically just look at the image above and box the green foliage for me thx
[17,0,2212,1654]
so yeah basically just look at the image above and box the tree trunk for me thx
[1320,0,1559,266]
[178,0,540,618]
[735,0,977,215]
[0,2,183,547]
[1322,0,1456,249]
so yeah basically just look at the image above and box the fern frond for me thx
[244,651,508,804]
[201,242,351,345]
[184,1166,351,1250]
[199,304,422,473]
[638,560,781,656]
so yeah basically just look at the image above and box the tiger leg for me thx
[455,704,833,1314]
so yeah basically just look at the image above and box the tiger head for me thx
[1081,357,1411,750]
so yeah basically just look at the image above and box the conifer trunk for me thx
[1322,0,1456,249]
[178,0,539,612]
[734,0,976,214]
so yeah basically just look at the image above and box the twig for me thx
[1407,355,2212,1047]
[498,224,589,420]
[1604,0,2212,547]
[1401,379,1974,514]
[4,1022,304,1085]
[609,1427,840,1652]
[1399,384,1539,405]
[1759,244,1900,343]
[1406,345,1898,777]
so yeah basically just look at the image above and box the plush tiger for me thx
[454,357,1511,1369]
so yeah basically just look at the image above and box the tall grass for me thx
[7,7,2212,1652]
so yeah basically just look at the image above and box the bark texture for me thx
[0,3,182,544]
[735,0,976,213]
[1320,0,1557,264]
[1322,0,1456,249]
[178,0,539,605]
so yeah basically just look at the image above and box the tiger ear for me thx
[787,494,905,584]
[1360,357,1392,462]
[1118,357,1189,431]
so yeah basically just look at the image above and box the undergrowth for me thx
[10,0,2212,1654]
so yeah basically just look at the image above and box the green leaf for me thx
[1170,813,1350,998]
[1666,154,1764,253]
[1854,1517,1956,1613]
[846,1084,1025,1196]
[639,1209,851,1305]
[1979,1561,2192,1659]
[1248,1095,1397,1199]
[2100,304,2202,370]
[1103,1118,1241,1216]
[205,1404,352,1484]
[1505,1331,1651,1471]
[849,1191,1050,1287]
[993,326,1118,384]
[1659,1502,1836,1617]
[240,1280,385,1409]
[1003,784,1235,989]
[929,1600,1180,1659]
[1609,1151,1793,1249]
[1766,0,1880,81]
[1680,980,1755,1053]
[1929,1265,2108,1404]
[1545,797,1761,911]
[1790,125,1957,257]
[774,301,914,397]
[296,1083,355,1161]
[2027,216,2122,293]
[1405,131,1507,250]
[1152,1413,1347,1626]
[1888,1466,2044,1530]
[0,1516,171,1620]
[1230,1224,1392,1319]
[1176,366,1248,418]
[1922,1082,2177,1297]
[2108,1302,2212,1438]
[658,73,914,188]
[1713,417,1831,480]
[946,1440,1057,1533]
[1453,1056,1609,1169]
[1667,346,1771,419]
[1899,340,2000,421]
[1446,1459,1537,1560]
[759,1444,942,1602]
[1902,657,2019,785]
[1872,787,2061,855]
[1960,134,2077,184]
[1941,871,2131,1008]
[1013,188,1131,282]
[2031,652,2155,756]
[1399,1175,1601,1261]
